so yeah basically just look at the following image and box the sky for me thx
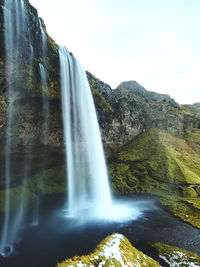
[29,0,200,104]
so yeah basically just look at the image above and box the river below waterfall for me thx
[0,194,200,267]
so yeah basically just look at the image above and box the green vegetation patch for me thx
[90,84,113,113]
[0,165,66,213]
[184,129,200,155]
[109,129,200,197]
[109,129,200,229]
[49,80,60,99]
[57,233,160,267]
[180,104,200,119]
[160,196,200,229]
[152,242,200,266]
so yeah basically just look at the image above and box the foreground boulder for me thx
[57,233,161,267]
[58,233,200,266]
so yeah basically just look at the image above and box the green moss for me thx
[57,233,160,266]
[90,85,113,113]
[47,35,58,55]
[184,130,200,155]
[160,196,200,229]
[152,242,200,266]
[48,80,60,99]
[108,129,200,229]
[109,129,200,196]
[0,95,6,125]
[109,160,172,196]
[179,187,198,198]
[196,186,200,195]
[0,165,66,213]
[180,104,200,119]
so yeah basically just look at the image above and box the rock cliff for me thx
[0,0,63,188]
[87,75,200,147]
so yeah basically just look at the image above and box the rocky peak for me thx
[113,80,177,106]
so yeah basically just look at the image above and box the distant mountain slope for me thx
[114,80,176,105]
[87,74,200,147]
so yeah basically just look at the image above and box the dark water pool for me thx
[0,194,200,267]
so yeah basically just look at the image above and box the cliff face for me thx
[0,0,64,187]
[87,76,200,147]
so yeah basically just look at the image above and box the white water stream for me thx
[59,47,112,222]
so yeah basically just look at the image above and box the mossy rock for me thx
[179,186,198,198]
[196,186,200,195]
[90,84,113,113]
[152,242,200,266]
[57,233,161,267]
[109,161,173,196]
[160,196,200,229]
[48,80,60,99]
[0,165,66,213]
[180,104,200,119]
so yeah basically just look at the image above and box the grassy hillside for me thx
[109,129,200,195]
[109,129,200,228]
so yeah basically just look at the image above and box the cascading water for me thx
[0,0,50,255]
[0,0,143,258]
[0,0,27,255]
[30,19,50,226]
[59,47,140,224]
[59,47,112,221]
[39,17,50,127]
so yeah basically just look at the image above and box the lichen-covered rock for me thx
[152,242,200,266]
[57,233,161,267]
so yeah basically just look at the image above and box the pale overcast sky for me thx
[29,0,200,104]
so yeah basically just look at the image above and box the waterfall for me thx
[59,46,112,221]
[39,18,49,148]
[0,0,27,255]
[0,0,140,258]
[30,19,50,226]
[0,0,51,255]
